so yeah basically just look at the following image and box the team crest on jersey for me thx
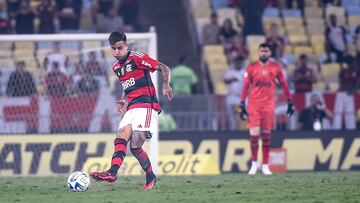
[121,67,125,75]
[126,64,132,72]
[262,70,267,76]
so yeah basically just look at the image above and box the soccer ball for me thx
[67,171,91,192]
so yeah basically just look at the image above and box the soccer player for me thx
[90,31,173,190]
[239,43,294,175]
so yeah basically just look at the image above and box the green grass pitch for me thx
[0,172,359,203]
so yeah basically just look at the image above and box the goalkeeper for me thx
[239,43,294,175]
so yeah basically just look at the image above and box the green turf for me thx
[0,172,359,203]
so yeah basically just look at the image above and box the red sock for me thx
[250,135,259,162]
[108,138,127,175]
[261,132,271,164]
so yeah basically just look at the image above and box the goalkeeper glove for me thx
[286,100,294,117]
[239,101,248,121]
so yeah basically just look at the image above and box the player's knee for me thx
[130,131,148,148]
[249,127,260,135]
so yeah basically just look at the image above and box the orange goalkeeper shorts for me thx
[248,108,274,130]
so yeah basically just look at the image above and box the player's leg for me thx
[90,111,133,182]
[260,110,275,175]
[130,131,157,190]
[248,127,260,175]
[130,108,158,190]
[247,108,261,175]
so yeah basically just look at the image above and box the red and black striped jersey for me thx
[112,51,161,113]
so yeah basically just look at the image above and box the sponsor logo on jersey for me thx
[255,80,271,87]
[141,60,151,68]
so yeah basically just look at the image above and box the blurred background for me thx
[0,0,359,176]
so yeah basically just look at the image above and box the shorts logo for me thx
[137,124,142,128]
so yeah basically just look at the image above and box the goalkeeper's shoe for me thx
[90,171,117,183]
[261,164,273,175]
[248,161,258,175]
[143,176,157,190]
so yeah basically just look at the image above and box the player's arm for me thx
[155,62,173,101]
[276,66,294,117]
[238,67,251,120]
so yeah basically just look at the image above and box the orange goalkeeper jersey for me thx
[240,60,291,110]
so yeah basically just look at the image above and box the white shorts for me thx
[118,108,158,134]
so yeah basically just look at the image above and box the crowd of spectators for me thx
[0,0,140,34]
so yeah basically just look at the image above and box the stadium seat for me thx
[0,58,14,69]
[342,0,360,7]
[310,35,325,46]
[288,35,309,45]
[328,82,339,92]
[286,26,306,35]
[284,17,303,27]
[293,45,313,58]
[306,25,325,35]
[321,63,341,83]
[313,44,326,57]
[282,9,302,18]
[246,35,266,48]
[313,81,326,91]
[305,0,319,7]
[205,55,228,67]
[304,7,323,18]
[211,0,228,10]
[305,18,325,27]
[348,16,360,27]
[190,0,211,19]
[346,7,360,16]
[203,45,225,55]
[263,7,280,17]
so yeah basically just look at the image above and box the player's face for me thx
[258,47,271,63]
[111,41,129,61]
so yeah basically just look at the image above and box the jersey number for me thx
[122,78,136,89]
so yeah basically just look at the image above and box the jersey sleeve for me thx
[276,65,292,101]
[138,53,160,72]
[240,65,252,102]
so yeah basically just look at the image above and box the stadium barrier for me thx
[82,155,220,176]
[0,131,359,176]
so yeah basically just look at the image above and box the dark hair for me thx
[300,54,307,60]
[108,31,127,45]
[211,13,217,18]
[234,55,245,62]
[259,43,271,50]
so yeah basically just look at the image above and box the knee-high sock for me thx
[108,138,127,175]
[261,132,271,164]
[250,135,259,162]
[131,148,154,176]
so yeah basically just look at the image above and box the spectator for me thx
[224,55,246,130]
[57,0,81,31]
[239,0,265,36]
[118,0,140,31]
[226,34,249,60]
[96,7,124,33]
[86,51,108,87]
[319,0,340,7]
[45,42,69,75]
[298,94,333,131]
[6,61,36,97]
[6,0,20,19]
[170,56,198,96]
[354,25,360,62]
[325,14,347,63]
[218,18,238,44]
[202,13,220,45]
[14,0,35,34]
[158,109,177,132]
[293,54,317,93]
[75,71,99,96]
[0,2,12,34]
[266,23,286,60]
[339,56,358,93]
[45,61,70,96]
[36,0,56,34]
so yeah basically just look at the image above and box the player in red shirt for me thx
[90,31,173,190]
[239,43,294,175]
